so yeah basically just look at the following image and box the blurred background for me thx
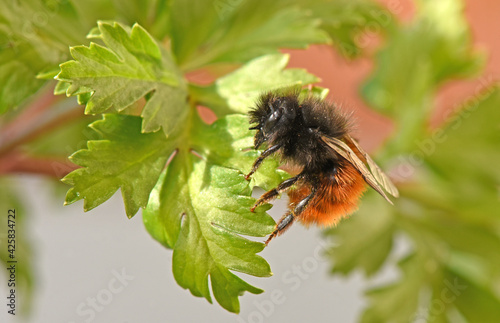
[1,0,499,322]
[285,0,500,151]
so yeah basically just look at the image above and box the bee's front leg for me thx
[245,144,281,180]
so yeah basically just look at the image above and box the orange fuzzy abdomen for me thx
[288,163,367,227]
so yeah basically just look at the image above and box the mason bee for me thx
[246,89,399,244]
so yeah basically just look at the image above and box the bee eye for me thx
[262,109,282,135]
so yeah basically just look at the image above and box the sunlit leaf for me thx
[62,114,174,218]
[190,54,319,117]
[57,21,188,137]
[170,0,329,71]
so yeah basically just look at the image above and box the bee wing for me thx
[320,135,397,205]
[344,135,399,198]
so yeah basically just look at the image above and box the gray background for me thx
[1,176,398,323]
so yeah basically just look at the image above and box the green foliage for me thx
[62,114,174,218]
[58,22,188,136]
[170,0,330,70]
[311,0,396,58]
[1,0,499,320]
[325,1,500,321]
[143,141,276,313]
[330,90,500,323]
[190,54,319,117]
[326,193,395,276]
[362,0,484,156]
[0,0,78,113]
[0,0,173,113]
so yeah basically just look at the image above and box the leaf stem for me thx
[0,108,84,158]
[0,86,62,140]
[0,150,78,178]
[0,85,86,178]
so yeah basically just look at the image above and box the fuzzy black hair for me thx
[249,89,352,172]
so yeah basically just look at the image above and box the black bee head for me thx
[249,92,299,148]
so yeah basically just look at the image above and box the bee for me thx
[245,89,399,245]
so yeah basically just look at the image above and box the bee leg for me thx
[265,187,317,245]
[245,144,281,180]
[250,175,303,212]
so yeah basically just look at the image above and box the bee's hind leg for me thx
[251,174,303,212]
[265,187,318,245]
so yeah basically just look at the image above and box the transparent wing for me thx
[344,135,399,198]
[320,135,398,204]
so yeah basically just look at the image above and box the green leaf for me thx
[362,0,484,155]
[0,57,44,114]
[0,0,114,113]
[190,114,288,190]
[62,111,284,312]
[57,21,188,137]
[168,0,221,68]
[0,0,175,114]
[425,87,500,222]
[170,157,272,301]
[143,113,284,313]
[325,193,394,277]
[102,0,171,41]
[302,85,330,101]
[450,268,500,322]
[360,254,425,323]
[62,114,174,218]
[311,0,395,58]
[0,0,92,114]
[190,54,319,117]
[170,0,329,71]
[206,3,330,65]
[326,59,499,323]
[361,247,500,323]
